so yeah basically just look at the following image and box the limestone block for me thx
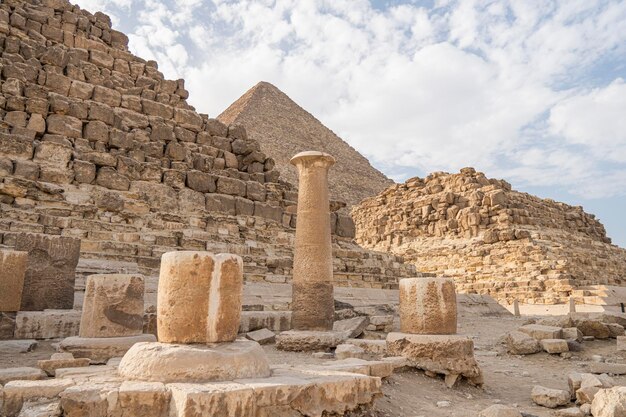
[335,344,367,360]
[617,335,626,351]
[588,362,626,375]
[245,328,275,345]
[79,274,144,338]
[386,332,483,384]
[553,407,584,417]
[399,277,457,334]
[15,233,80,311]
[239,311,291,333]
[0,340,37,354]
[541,338,569,354]
[0,250,27,312]
[571,318,610,339]
[506,331,541,355]
[158,251,243,344]
[0,368,45,385]
[518,324,563,341]
[606,323,625,338]
[530,385,570,408]
[333,316,369,338]
[59,334,156,363]
[14,310,81,339]
[577,386,601,405]
[59,385,110,417]
[345,339,387,356]
[118,340,270,383]
[275,330,347,352]
[591,387,626,417]
[37,358,90,376]
[118,381,170,417]
[2,379,73,417]
[563,327,584,342]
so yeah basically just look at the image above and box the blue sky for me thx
[76,0,626,247]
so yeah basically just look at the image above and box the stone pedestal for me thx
[290,151,336,331]
[118,340,270,382]
[386,332,483,386]
[0,250,27,312]
[79,274,144,338]
[16,233,80,311]
[399,277,457,334]
[157,251,243,344]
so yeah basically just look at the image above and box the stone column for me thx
[0,250,28,312]
[79,274,145,338]
[399,277,457,334]
[290,151,336,331]
[157,251,243,344]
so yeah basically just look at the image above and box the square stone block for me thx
[0,250,28,312]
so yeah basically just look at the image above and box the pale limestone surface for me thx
[14,310,81,340]
[541,338,569,354]
[505,331,541,355]
[2,379,73,417]
[157,251,243,344]
[59,334,156,363]
[333,316,369,338]
[530,385,570,408]
[479,404,523,417]
[118,340,270,383]
[290,151,336,331]
[79,274,144,338]
[518,324,563,340]
[0,367,45,385]
[37,358,90,377]
[275,330,347,352]
[0,250,27,312]
[399,277,457,334]
[386,332,483,386]
[591,386,626,417]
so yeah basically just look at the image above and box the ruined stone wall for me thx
[0,0,416,290]
[353,168,626,303]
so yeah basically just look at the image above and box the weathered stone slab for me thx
[239,311,291,333]
[245,328,275,345]
[531,385,570,408]
[345,338,387,356]
[14,310,81,339]
[79,274,144,338]
[0,250,27,312]
[0,367,45,385]
[2,379,73,416]
[518,324,563,341]
[16,233,80,311]
[479,404,523,417]
[506,331,541,355]
[276,330,347,352]
[335,344,366,360]
[118,340,270,383]
[399,277,457,334]
[541,338,569,354]
[333,316,369,338]
[588,362,626,375]
[59,334,156,363]
[386,332,483,385]
[591,386,626,417]
[0,312,17,340]
[38,358,90,377]
[118,381,171,417]
[0,339,37,354]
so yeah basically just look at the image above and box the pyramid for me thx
[218,82,393,207]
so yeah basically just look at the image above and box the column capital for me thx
[290,151,336,168]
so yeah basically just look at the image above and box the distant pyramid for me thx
[218,82,393,207]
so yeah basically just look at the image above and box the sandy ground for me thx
[2,312,625,417]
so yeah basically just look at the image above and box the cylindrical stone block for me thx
[399,277,457,335]
[0,250,28,312]
[79,274,145,338]
[290,151,336,331]
[157,251,243,344]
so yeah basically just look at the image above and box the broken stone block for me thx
[617,335,626,351]
[333,316,369,338]
[531,385,570,408]
[572,318,610,339]
[0,250,27,312]
[386,332,483,386]
[118,381,171,417]
[541,338,569,354]
[0,339,37,354]
[506,331,541,355]
[553,407,584,417]
[518,324,563,341]
[37,357,90,377]
[158,252,243,344]
[58,334,156,363]
[118,340,270,383]
[276,330,347,352]
[577,386,601,405]
[399,277,457,334]
[591,386,626,417]
[239,311,292,333]
[79,274,145,338]
[15,233,80,311]
[479,404,523,417]
[14,310,81,339]
[606,323,625,338]
[335,343,367,360]
[588,362,626,375]
[2,379,73,417]
[245,328,275,345]
[345,339,387,356]
[563,327,584,342]
[0,367,45,385]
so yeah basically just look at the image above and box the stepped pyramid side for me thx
[218,81,393,208]
[0,0,418,298]
[352,167,626,304]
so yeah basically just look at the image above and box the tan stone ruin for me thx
[387,277,484,388]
